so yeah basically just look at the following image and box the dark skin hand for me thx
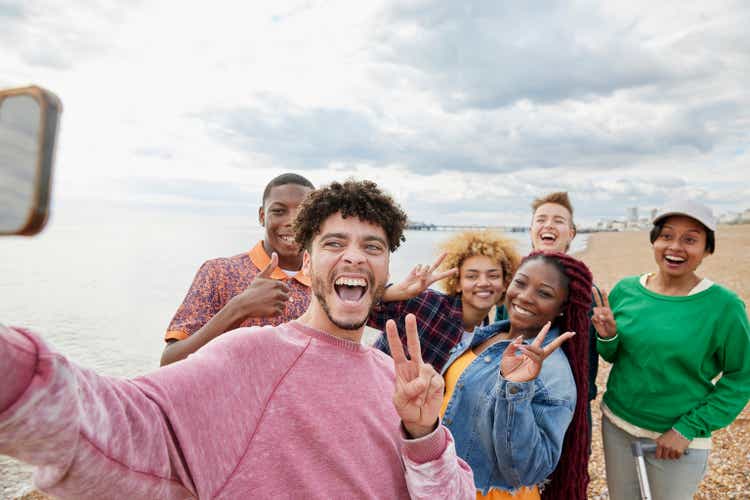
[160,253,289,366]
[500,322,575,382]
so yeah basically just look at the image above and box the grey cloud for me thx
[201,101,493,173]
[373,1,701,110]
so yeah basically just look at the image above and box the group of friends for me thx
[1,174,749,499]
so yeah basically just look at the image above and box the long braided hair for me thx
[523,251,593,500]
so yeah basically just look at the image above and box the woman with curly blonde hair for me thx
[370,230,521,372]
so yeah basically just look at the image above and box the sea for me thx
[1,207,587,377]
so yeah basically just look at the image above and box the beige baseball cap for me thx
[653,199,717,231]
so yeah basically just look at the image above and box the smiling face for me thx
[458,255,506,315]
[505,258,568,338]
[530,203,576,253]
[259,183,314,269]
[302,212,390,339]
[652,215,710,280]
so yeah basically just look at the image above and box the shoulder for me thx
[609,276,641,301]
[708,283,745,306]
[612,275,640,291]
[200,322,310,367]
[367,346,397,374]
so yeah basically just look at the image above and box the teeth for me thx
[513,304,533,316]
[475,291,492,298]
[279,235,294,242]
[665,255,685,263]
[335,277,367,287]
[541,232,556,240]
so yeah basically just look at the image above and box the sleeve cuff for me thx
[165,329,189,342]
[497,378,535,401]
[597,333,618,342]
[400,422,448,463]
[672,422,696,441]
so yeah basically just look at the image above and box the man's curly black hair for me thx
[293,179,407,252]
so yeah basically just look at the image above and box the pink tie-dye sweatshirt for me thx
[0,321,473,499]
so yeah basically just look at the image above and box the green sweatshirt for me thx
[598,276,750,440]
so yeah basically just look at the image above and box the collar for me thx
[248,241,311,287]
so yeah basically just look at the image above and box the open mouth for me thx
[278,234,296,245]
[665,255,686,264]
[540,232,557,243]
[334,276,368,302]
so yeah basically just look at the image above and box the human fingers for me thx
[405,314,423,365]
[274,290,290,303]
[428,252,447,273]
[593,286,603,308]
[655,443,665,460]
[600,288,611,309]
[432,268,458,283]
[400,376,427,402]
[415,364,436,406]
[257,252,279,278]
[504,335,525,359]
[531,321,551,347]
[518,345,543,364]
[386,320,407,364]
[542,331,576,357]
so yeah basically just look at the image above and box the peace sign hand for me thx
[500,322,576,383]
[383,252,458,302]
[591,287,617,339]
[386,314,444,439]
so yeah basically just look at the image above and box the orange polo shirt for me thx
[165,241,311,341]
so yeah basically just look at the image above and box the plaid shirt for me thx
[369,289,466,373]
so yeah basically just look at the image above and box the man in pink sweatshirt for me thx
[0,179,474,499]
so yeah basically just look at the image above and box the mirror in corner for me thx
[0,85,62,236]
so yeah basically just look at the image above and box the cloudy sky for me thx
[2,0,748,227]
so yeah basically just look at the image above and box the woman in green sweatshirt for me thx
[591,198,750,500]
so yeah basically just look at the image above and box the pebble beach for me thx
[4,225,750,499]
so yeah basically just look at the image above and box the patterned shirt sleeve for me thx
[165,259,227,341]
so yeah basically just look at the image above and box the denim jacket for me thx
[440,320,576,494]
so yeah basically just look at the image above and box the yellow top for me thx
[441,349,541,500]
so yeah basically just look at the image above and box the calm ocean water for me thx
[1,208,586,377]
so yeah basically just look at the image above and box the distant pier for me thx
[406,222,528,233]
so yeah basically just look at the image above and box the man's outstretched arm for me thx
[0,324,274,500]
[0,325,197,498]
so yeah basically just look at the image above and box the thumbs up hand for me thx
[230,252,291,319]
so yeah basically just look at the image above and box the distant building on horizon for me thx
[626,207,638,223]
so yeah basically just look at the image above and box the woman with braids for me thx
[380,250,593,499]
[371,230,521,372]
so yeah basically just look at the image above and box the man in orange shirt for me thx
[160,173,315,365]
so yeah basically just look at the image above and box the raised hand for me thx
[383,252,458,302]
[386,314,444,439]
[501,322,576,383]
[591,287,617,339]
[230,252,290,318]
